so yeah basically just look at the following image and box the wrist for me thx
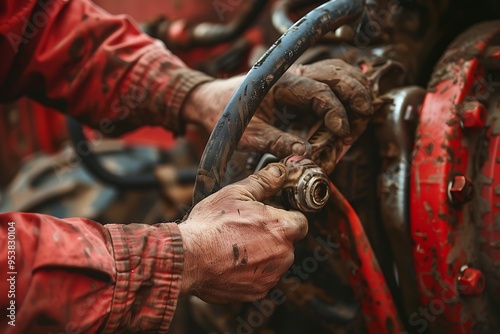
[181,76,245,133]
[181,80,220,132]
[177,222,201,295]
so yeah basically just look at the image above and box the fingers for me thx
[333,75,372,116]
[298,59,373,117]
[231,163,287,202]
[272,77,351,138]
[238,118,312,157]
[298,58,369,90]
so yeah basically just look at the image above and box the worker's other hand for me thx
[182,59,372,158]
[178,163,307,303]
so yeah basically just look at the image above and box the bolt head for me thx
[461,101,487,129]
[449,175,475,205]
[457,267,485,296]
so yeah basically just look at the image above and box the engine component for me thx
[281,155,330,212]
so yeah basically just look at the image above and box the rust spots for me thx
[385,316,396,334]
[423,142,434,155]
[423,201,433,216]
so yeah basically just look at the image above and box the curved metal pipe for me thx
[194,0,365,203]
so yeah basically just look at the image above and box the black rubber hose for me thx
[67,118,159,189]
[194,0,365,204]
[67,118,197,189]
[190,0,268,47]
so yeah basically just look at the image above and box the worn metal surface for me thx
[281,155,330,212]
[373,86,424,320]
[410,21,500,334]
[193,0,365,204]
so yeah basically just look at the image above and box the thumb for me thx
[232,163,287,202]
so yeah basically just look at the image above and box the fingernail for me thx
[266,164,283,177]
[292,142,306,155]
[325,117,343,134]
[352,96,370,114]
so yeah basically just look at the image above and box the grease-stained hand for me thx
[178,163,308,303]
[183,59,372,158]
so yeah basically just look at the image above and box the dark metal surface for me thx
[194,0,365,204]
[373,86,424,318]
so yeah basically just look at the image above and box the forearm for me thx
[0,213,184,334]
[0,0,213,135]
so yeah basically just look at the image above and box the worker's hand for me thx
[178,163,307,303]
[182,59,372,158]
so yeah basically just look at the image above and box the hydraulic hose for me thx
[67,118,197,189]
[194,0,365,204]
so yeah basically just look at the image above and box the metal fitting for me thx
[461,101,487,129]
[457,265,485,296]
[448,175,475,205]
[281,155,330,213]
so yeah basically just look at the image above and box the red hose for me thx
[328,180,404,333]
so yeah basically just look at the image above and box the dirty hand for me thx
[178,163,308,303]
[182,59,372,158]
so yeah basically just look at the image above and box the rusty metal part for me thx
[410,21,500,334]
[193,0,365,204]
[328,180,404,333]
[372,86,424,320]
[281,155,330,212]
[448,175,475,206]
[457,265,486,296]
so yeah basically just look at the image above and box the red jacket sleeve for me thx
[0,213,184,333]
[0,0,213,135]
